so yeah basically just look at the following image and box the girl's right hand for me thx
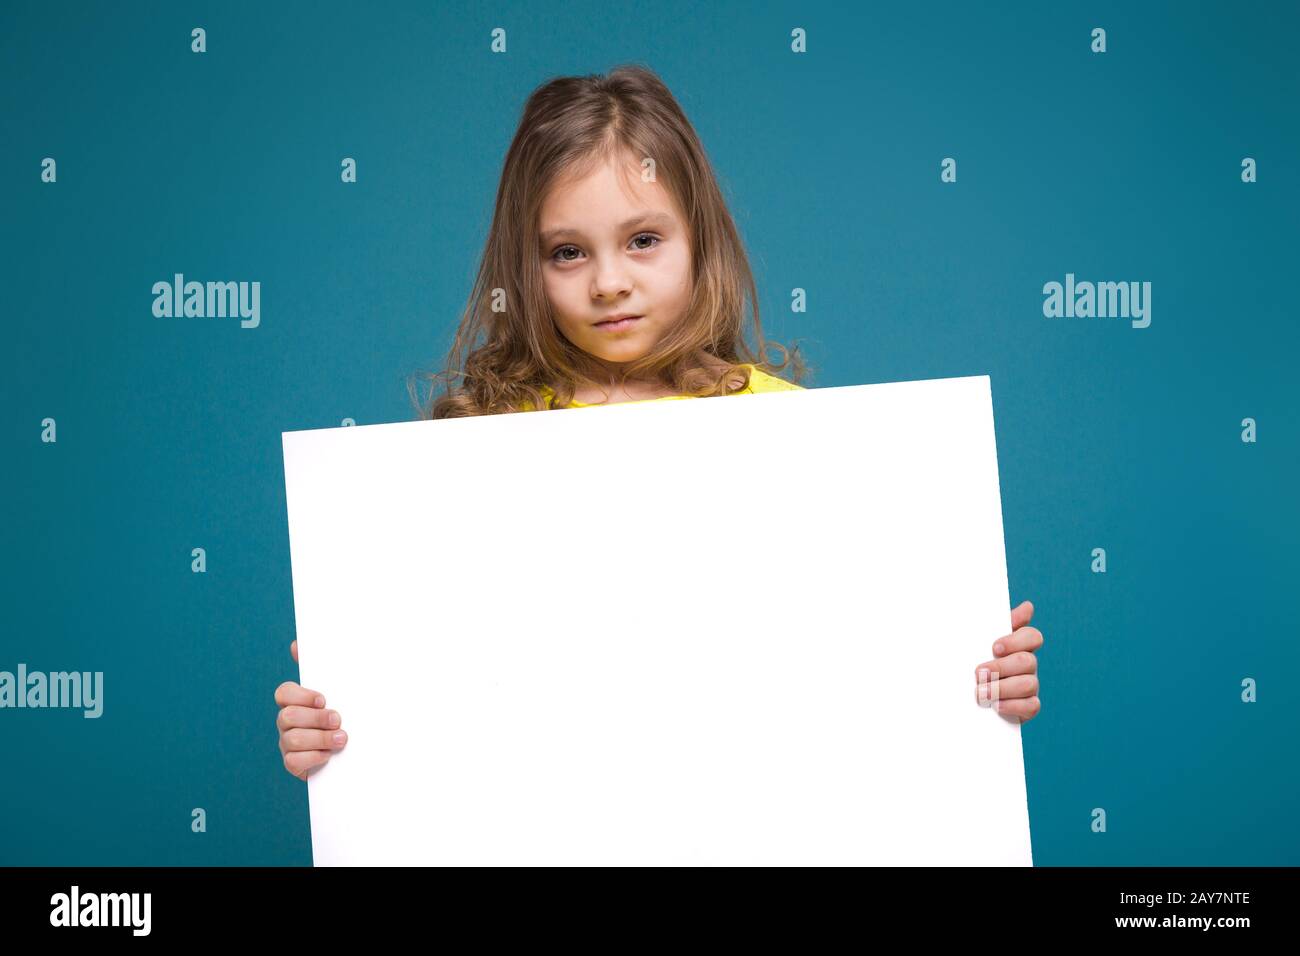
[275,638,348,780]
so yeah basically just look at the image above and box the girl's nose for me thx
[591,261,633,298]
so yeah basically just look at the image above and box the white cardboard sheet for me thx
[282,374,1033,866]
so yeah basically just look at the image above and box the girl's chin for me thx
[587,342,650,363]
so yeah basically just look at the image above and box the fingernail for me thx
[327,711,340,728]
[333,731,347,746]
[994,643,1005,655]
[314,695,325,708]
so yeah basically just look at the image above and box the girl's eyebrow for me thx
[540,212,674,243]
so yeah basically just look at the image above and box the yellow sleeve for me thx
[744,365,805,393]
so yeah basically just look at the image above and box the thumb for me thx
[1010,600,1034,631]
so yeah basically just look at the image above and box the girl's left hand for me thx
[974,600,1042,723]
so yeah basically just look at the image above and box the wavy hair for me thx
[408,63,809,418]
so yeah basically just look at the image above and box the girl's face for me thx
[538,151,693,373]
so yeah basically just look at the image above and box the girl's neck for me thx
[563,353,744,405]
[571,350,731,386]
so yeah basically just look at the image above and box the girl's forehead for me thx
[541,155,684,230]
[549,152,653,200]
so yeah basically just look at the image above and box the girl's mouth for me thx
[594,316,642,332]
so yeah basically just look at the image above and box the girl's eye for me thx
[549,234,661,263]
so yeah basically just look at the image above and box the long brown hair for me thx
[408,63,809,419]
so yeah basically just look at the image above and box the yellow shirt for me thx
[525,363,803,410]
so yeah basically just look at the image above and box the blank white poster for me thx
[282,374,1033,866]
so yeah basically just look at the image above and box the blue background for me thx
[2,0,1296,865]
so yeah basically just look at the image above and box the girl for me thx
[275,65,1044,781]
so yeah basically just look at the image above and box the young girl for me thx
[275,65,1044,781]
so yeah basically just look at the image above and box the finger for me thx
[274,681,325,709]
[283,749,333,780]
[994,695,1041,722]
[291,639,298,663]
[974,671,1038,705]
[277,706,342,733]
[994,625,1043,658]
[974,673,1038,705]
[1010,600,1034,632]
[974,650,1037,682]
[282,727,348,753]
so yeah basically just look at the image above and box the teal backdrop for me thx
[2,0,1296,865]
